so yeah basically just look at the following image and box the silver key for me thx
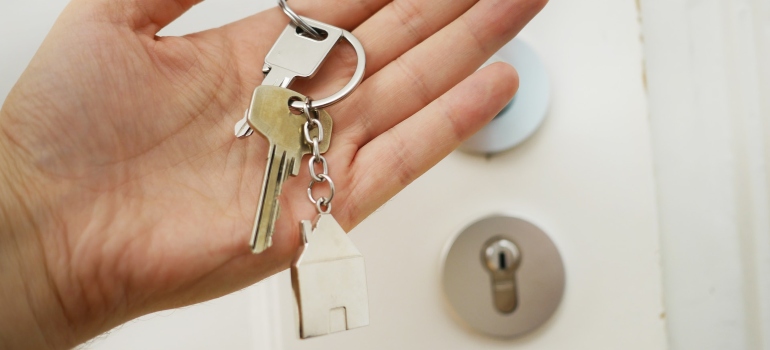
[247,86,332,254]
[292,213,369,338]
[235,18,344,138]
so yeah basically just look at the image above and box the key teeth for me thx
[289,157,302,176]
[273,200,281,233]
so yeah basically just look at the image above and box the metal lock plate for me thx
[442,215,565,338]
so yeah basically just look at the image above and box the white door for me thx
[271,0,666,348]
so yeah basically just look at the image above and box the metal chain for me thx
[303,98,335,214]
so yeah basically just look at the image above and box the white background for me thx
[4,0,766,349]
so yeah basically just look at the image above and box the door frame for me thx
[639,0,770,348]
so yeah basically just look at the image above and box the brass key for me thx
[247,85,332,254]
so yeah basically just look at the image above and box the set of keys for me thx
[234,2,369,339]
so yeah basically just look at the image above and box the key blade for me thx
[246,86,333,254]
[262,66,297,88]
[247,86,309,254]
[250,144,290,253]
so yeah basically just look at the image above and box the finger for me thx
[283,0,392,31]
[335,0,547,146]
[218,0,391,46]
[108,0,204,35]
[116,0,387,36]
[288,0,479,99]
[339,63,518,227]
[355,0,478,78]
[211,0,391,88]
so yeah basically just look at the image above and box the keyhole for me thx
[499,252,507,270]
[482,238,522,314]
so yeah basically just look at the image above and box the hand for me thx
[0,0,546,348]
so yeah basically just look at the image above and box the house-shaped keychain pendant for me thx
[291,213,370,338]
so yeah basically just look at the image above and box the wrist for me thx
[0,119,74,349]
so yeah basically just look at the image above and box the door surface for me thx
[273,0,667,348]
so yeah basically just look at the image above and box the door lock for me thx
[482,238,522,314]
[442,215,565,338]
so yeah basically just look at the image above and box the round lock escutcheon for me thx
[442,215,565,338]
[459,39,550,155]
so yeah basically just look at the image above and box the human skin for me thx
[0,0,546,348]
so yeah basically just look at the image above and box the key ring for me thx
[277,0,323,40]
[287,18,367,110]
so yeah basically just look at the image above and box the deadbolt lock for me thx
[442,215,565,338]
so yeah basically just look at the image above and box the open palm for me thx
[0,0,544,346]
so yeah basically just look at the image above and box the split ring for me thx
[277,0,323,40]
[289,27,366,110]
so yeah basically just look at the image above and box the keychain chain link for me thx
[303,98,335,214]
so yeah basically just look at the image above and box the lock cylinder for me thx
[482,238,522,314]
